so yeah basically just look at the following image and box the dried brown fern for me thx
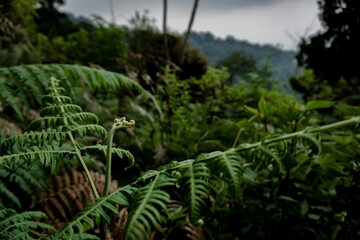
[106,207,129,240]
[30,168,119,228]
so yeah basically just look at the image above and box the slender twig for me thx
[108,0,116,23]
[180,0,199,64]
[233,115,258,148]
[163,0,170,62]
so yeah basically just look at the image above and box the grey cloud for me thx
[199,0,286,9]
[62,0,299,16]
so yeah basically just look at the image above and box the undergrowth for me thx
[0,71,359,239]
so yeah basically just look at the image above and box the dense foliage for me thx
[0,1,359,240]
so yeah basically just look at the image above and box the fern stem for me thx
[103,126,116,197]
[159,116,360,174]
[50,77,100,199]
[68,133,100,199]
[103,117,135,196]
[235,116,360,152]
[100,117,135,240]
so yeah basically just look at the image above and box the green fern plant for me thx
[0,77,136,239]
[1,75,360,239]
[0,64,143,124]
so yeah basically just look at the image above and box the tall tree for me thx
[295,0,360,104]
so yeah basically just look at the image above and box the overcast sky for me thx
[61,0,323,50]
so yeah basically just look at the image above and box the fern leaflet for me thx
[0,208,55,240]
[196,149,245,199]
[179,161,210,225]
[54,185,134,239]
[124,172,176,240]
[81,145,135,170]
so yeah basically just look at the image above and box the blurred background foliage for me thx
[1,0,360,239]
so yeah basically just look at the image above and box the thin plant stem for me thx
[100,117,135,239]
[233,115,258,148]
[235,116,360,152]
[103,117,135,196]
[51,78,100,199]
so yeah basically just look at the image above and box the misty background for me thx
[61,0,322,50]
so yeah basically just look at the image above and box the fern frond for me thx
[0,181,22,209]
[0,145,74,171]
[179,162,210,225]
[0,128,68,151]
[31,168,119,228]
[69,124,107,139]
[0,64,144,94]
[0,64,144,125]
[6,65,44,104]
[81,145,135,170]
[55,185,134,239]
[39,104,82,117]
[0,164,46,210]
[196,149,245,199]
[124,172,176,240]
[2,124,107,153]
[0,208,55,240]
[257,145,285,174]
[297,133,322,154]
[35,169,91,226]
[179,224,205,240]
[41,95,72,105]
[0,81,23,121]
[65,112,99,124]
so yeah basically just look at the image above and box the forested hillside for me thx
[189,31,299,88]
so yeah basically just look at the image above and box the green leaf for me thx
[300,201,309,217]
[244,105,258,115]
[305,100,334,111]
[258,97,275,117]
[278,195,298,203]
[308,213,321,221]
